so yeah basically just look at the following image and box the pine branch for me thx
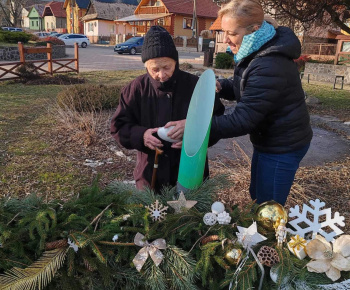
[0,247,68,290]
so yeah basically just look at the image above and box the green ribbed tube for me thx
[177,69,216,192]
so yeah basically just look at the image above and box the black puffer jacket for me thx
[211,26,313,153]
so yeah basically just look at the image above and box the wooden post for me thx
[334,40,342,65]
[18,42,25,64]
[47,43,53,75]
[74,42,79,73]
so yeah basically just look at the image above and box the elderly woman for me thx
[212,0,313,205]
[111,26,224,192]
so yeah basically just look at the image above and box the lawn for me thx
[0,71,349,232]
[302,81,350,120]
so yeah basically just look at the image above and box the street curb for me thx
[310,115,350,140]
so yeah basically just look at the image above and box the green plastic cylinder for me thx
[177,69,216,192]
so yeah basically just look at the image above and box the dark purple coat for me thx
[111,68,224,192]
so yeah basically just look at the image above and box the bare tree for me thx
[211,0,350,34]
[0,0,29,27]
[261,0,350,34]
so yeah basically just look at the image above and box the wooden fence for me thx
[334,39,350,65]
[0,42,79,81]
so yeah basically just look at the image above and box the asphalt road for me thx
[65,45,203,71]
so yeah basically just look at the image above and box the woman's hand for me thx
[143,128,163,150]
[171,141,182,149]
[165,119,186,141]
[216,80,222,93]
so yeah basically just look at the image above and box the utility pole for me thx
[70,0,74,33]
[192,0,198,51]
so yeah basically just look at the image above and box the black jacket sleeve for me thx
[217,78,236,100]
[211,58,286,140]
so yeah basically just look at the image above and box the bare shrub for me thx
[57,84,122,112]
[16,63,40,80]
[53,84,122,146]
[52,93,112,146]
[180,62,193,70]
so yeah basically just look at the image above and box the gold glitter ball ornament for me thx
[254,201,288,231]
[224,244,243,265]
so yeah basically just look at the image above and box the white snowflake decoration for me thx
[146,200,168,222]
[203,212,217,225]
[217,211,231,225]
[288,199,345,242]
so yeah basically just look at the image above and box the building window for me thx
[157,18,164,26]
[183,18,192,29]
[149,0,160,6]
[32,20,34,26]
[51,22,54,29]
[109,24,114,33]
[88,22,94,32]
[36,21,38,26]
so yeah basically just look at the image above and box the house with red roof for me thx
[116,0,219,38]
[43,1,67,32]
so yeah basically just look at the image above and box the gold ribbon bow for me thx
[289,235,308,256]
[132,232,167,272]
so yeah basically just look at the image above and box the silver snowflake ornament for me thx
[146,200,168,222]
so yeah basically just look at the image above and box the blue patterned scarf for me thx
[234,21,276,63]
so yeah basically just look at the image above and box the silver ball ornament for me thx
[203,212,217,226]
[211,201,225,215]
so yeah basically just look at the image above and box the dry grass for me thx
[210,141,350,234]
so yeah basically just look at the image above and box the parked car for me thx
[33,32,50,38]
[58,34,90,48]
[1,27,23,32]
[51,33,63,38]
[114,37,144,55]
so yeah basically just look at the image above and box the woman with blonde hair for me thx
[212,0,312,205]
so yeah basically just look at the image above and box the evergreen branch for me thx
[6,213,20,226]
[189,225,214,253]
[98,241,135,246]
[0,247,68,290]
[82,203,113,233]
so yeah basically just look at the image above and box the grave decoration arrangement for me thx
[0,176,349,290]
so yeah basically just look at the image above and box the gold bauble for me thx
[224,244,242,265]
[255,201,288,231]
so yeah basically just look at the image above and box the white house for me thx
[81,0,135,44]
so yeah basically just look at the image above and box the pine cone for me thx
[45,239,68,250]
[257,246,280,267]
[201,235,220,245]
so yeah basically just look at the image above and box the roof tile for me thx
[162,0,219,18]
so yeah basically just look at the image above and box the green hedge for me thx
[0,31,31,44]
[215,53,234,69]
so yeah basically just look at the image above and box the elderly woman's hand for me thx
[165,119,186,140]
[143,128,163,150]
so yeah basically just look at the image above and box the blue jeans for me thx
[249,144,310,205]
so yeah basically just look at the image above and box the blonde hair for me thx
[218,0,264,28]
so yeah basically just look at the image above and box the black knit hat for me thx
[141,26,178,63]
